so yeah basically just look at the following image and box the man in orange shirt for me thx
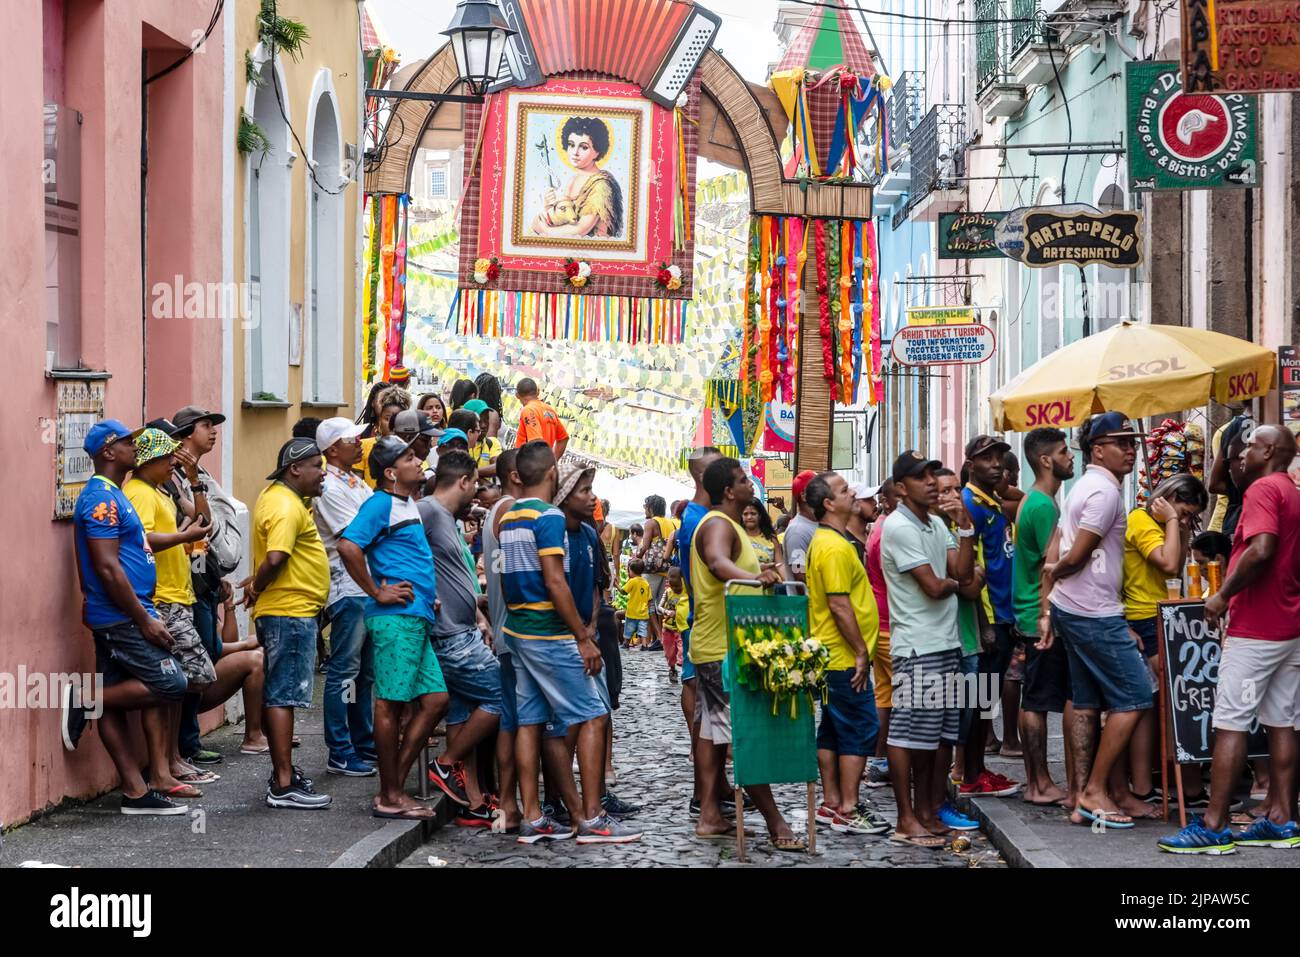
[514,378,569,461]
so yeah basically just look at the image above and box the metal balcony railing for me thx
[1010,0,1046,55]
[888,70,925,153]
[904,104,966,212]
[977,0,1058,94]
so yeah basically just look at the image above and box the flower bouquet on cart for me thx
[732,615,830,719]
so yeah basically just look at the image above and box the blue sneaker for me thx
[938,801,980,831]
[1235,817,1300,849]
[326,754,377,777]
[1156,817,1236,855]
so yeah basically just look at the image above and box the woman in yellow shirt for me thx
[358,386,411,489]
[1122,474,1208,804]
[741,502,789,579]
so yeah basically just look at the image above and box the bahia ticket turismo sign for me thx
[891,323,996,367]
[1127,61,1258,191]
[1019,208,1144,269]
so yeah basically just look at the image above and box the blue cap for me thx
[84,419,142,457]
[1081,412,1145,449]
[438,428,470,448]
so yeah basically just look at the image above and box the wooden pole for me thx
[735,786,746,862]
[1158,632,1169,823]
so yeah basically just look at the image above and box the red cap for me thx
[791,469,817,503]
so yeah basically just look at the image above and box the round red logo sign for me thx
[1158,93,1232,162]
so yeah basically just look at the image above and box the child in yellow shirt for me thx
[621,560,651,648]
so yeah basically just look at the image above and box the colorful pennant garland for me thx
[455,292,687,345]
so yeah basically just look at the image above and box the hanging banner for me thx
[1181,0,1300,94]
[1281,345,1300,441]
[762,398,796,453]
[1127,61,1258,191]
[938,211,1007,259]
[1020,208,1144,269]
[905,305,978,327]
[891,323,996,367]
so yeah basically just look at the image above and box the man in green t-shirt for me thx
[1011,427,1074,806]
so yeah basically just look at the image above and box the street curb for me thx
[964,796,1069,869]
[329,794,450,869]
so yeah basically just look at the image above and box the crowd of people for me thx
[64,378,1300,858]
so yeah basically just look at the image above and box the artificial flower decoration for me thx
[563,258,592,288]
[472,257,501,285]
[655,262,683,291]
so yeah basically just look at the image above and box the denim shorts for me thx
[498,651,519,733]
[681,627,696,682]
[511,637,609,730]
[433,627,503,725]
[1128,616,1159,659]
[93,620,189,700]
[622,617,648,640]
[256,615,319,709]
[816,668,879,756]
[1050,605,1153,713]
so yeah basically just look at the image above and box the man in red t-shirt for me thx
[1158,425,1300,854]
[514,378,569,461]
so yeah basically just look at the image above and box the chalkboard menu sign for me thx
[1158,600,1268,763]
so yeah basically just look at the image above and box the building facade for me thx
[230,0,364,507]
[2,0,225,826]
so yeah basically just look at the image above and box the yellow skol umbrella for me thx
[989,321,1276,432]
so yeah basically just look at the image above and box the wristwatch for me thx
[956,526,976,538]
[190,482,208,495]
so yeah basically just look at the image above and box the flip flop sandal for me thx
[373,806,435,821]
[1074,808,1135,829]
[239,745,271,755]
[1230,812,1255,826]
[769,835,807,853]
[694,827,755,840]
[164,784,202,799]
[291,737,302,748]
[178,770,219,784]
[888,832,946,849]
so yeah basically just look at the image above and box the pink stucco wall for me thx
[0,0,225,826]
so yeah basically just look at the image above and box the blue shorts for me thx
[623,618,648,640]
[816,668,879,756]
[681,627,696,682]
[1128,617,1159,659]
[257,615,319,709]
[511,637,609,730]
[498,651,519,734]
[433,628,503,725]
[93,621,189,700]
[1051,605,1153,714]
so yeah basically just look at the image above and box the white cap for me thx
[316,417,367,451]
[853,482,881,499]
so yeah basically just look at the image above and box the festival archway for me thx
[363,0,879,473]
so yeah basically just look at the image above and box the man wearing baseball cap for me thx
[125,428,218,796]
[312,418,377,777]
[166,406,239,766]
[338,436,452,820]
[67,420,192,815]
[462,399,502,479]
[879,450,977,847]
[390,409,442,467]
[959,433,1023,796]
[245,437,332,809]
[783,469,819,581]
[1042,411,1153,830]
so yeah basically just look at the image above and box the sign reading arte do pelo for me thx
[1127,61,1258,190]
[1019,208,1143,269]
[1181,0,1300,93]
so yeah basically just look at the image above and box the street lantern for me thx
[442,0,515,97]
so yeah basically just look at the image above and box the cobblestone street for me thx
[401,647,1007,869]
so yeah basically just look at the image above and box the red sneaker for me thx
[959,771,1020,798]
[986,771,1022,794]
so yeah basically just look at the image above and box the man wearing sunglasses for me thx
[1040,412,1153,831]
